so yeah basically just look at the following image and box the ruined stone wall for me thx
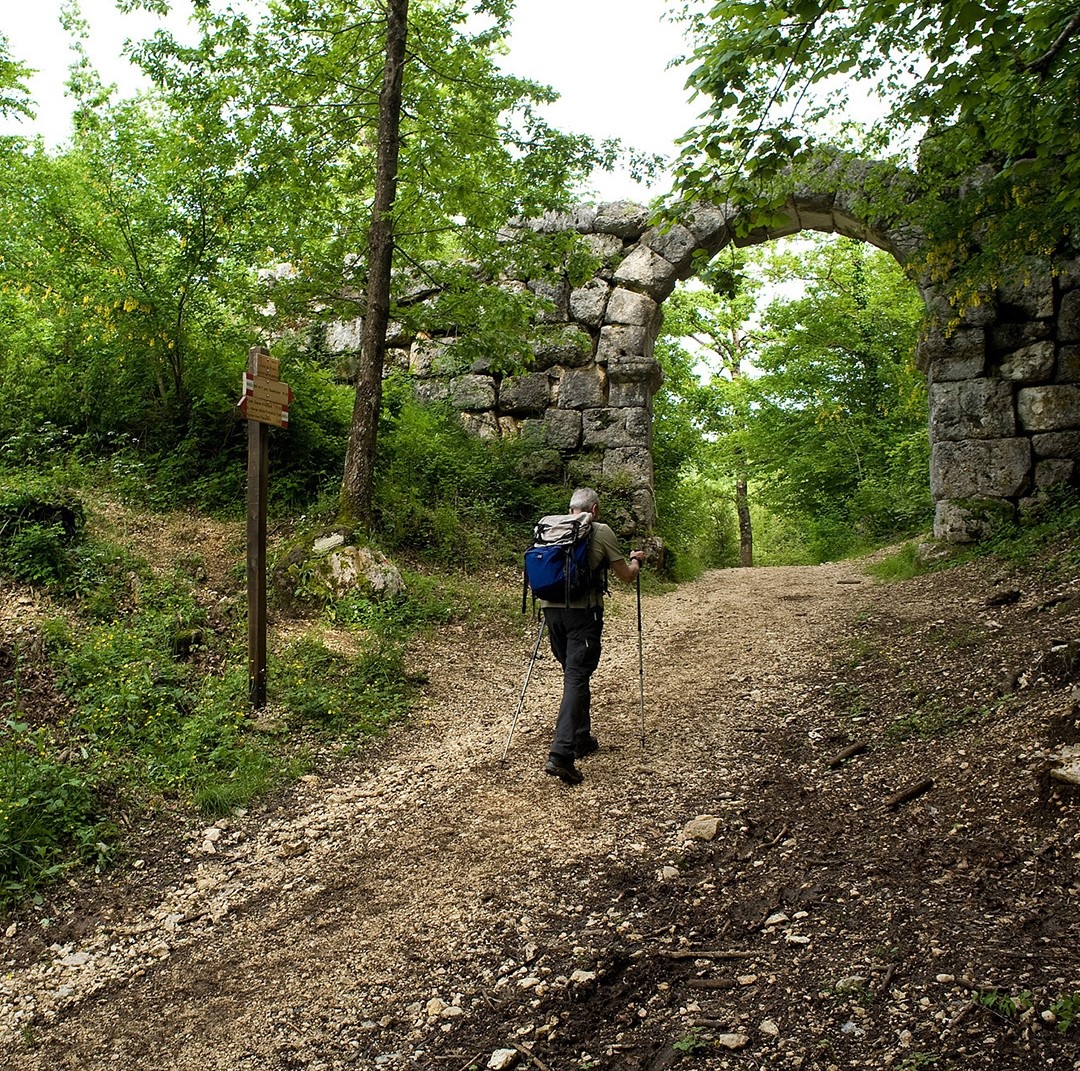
[917,262,1080,540]
[323,182,1080,543]
[326,201,686,534]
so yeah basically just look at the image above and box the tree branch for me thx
[1026,7,1080,76]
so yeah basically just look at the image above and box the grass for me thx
[865,490,1080,586]
[0,491,490,909]
[865,540,925,581]
[886,700,1001,741]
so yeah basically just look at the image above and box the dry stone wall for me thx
[323,175,1080,543]
[918,261,1080,540]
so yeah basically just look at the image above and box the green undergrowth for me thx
[865,488,1080,584]
[0,505,503,912]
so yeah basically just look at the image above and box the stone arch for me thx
[326,161,1080,542]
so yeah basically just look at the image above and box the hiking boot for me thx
[544,755,583,785]
[574,733,599,759]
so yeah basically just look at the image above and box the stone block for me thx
[594,201,649,239]
[641,222,700,276]
[1032,430,1080,459]
[529,277,570,323]
[921,326,986,380]
[324,316,363,353]
[459,410,499,439]
[629,487,657,530]
[999,341,1055,383]
[884,224,922,266]
[569,278,610,327]
[543,408,582,450]
[414,378,450,405]
[604,288,659,328]
[597,324,651,363]
[519,417,546,443]
[609,379,652,407]
[566,452,603,489]
[531,325,594,369]
[557,367,606,409]
[581,233,625,270]
[515,445,563,481]
[1017,384,1080,431]
[930,438,1032,498]
[682,202,735,255]
[1058,260,1080,289]
[1034,457,1076,489]
[793,190,836,232]
[934,499,1015,542]
[1060,289,1080,344]
[991,321,1051,354]
[499,373,551,415]
[1060,345,1080,383]
[451,375,496,411]
[998,261,1054,318]
[606,356,662,389]
[921,289,998,328]
[624,406,651,443]
[732,204,801,246]
[612,246,679,301]
[525,205,597,234]
[601,447,654,485]
[582,408,635,448]
[410,337,457,376]
[929,379,1016,441]
[386,320,411,347]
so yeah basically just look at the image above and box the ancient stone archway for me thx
[325,173,1080,542]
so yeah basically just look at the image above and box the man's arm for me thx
[610,550,645,584]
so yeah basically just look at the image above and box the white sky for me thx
[0,0,703,202]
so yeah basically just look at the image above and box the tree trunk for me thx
[735,473,753,567]
[339,0,409,529]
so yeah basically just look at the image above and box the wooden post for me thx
[239,344,292,711]
[246,346,270,710]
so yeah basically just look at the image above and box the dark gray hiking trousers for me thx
[544,606,603,760]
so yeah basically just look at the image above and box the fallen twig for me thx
[765,823,790,849]
[683,977,737,990]
[948,1001,978,1030]
[511,1041,553,1071]
[882,778,934,809]
[826,740,869,769]
[876,963,897,996]
[660,949,756,961]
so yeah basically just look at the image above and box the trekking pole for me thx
[636,564,645,750]
[502,614,546,762]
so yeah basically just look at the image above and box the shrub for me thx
[372,377,545,567]
[0,477,86,588]
[271,636,412,735]
[0,725,112,907]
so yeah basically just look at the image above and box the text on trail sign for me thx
[237,359,293,429]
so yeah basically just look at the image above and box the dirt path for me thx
[2,557,1078,1071]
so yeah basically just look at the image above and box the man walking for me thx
[540,487,645,785]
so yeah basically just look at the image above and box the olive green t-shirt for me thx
[539,520,624,610]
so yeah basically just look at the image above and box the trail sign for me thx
[242,344,292,710]
[238,362,292,429]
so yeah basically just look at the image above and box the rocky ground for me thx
[1,533,1079,1071]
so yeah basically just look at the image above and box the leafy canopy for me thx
[655,238,929,563]
[672,0,1080,289]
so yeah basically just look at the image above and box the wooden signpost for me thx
[239,345,292,709]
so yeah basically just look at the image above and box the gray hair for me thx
[569,487,599,513]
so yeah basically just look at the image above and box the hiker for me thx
[540,487,645,785]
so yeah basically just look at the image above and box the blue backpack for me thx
[522,513,598,610]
